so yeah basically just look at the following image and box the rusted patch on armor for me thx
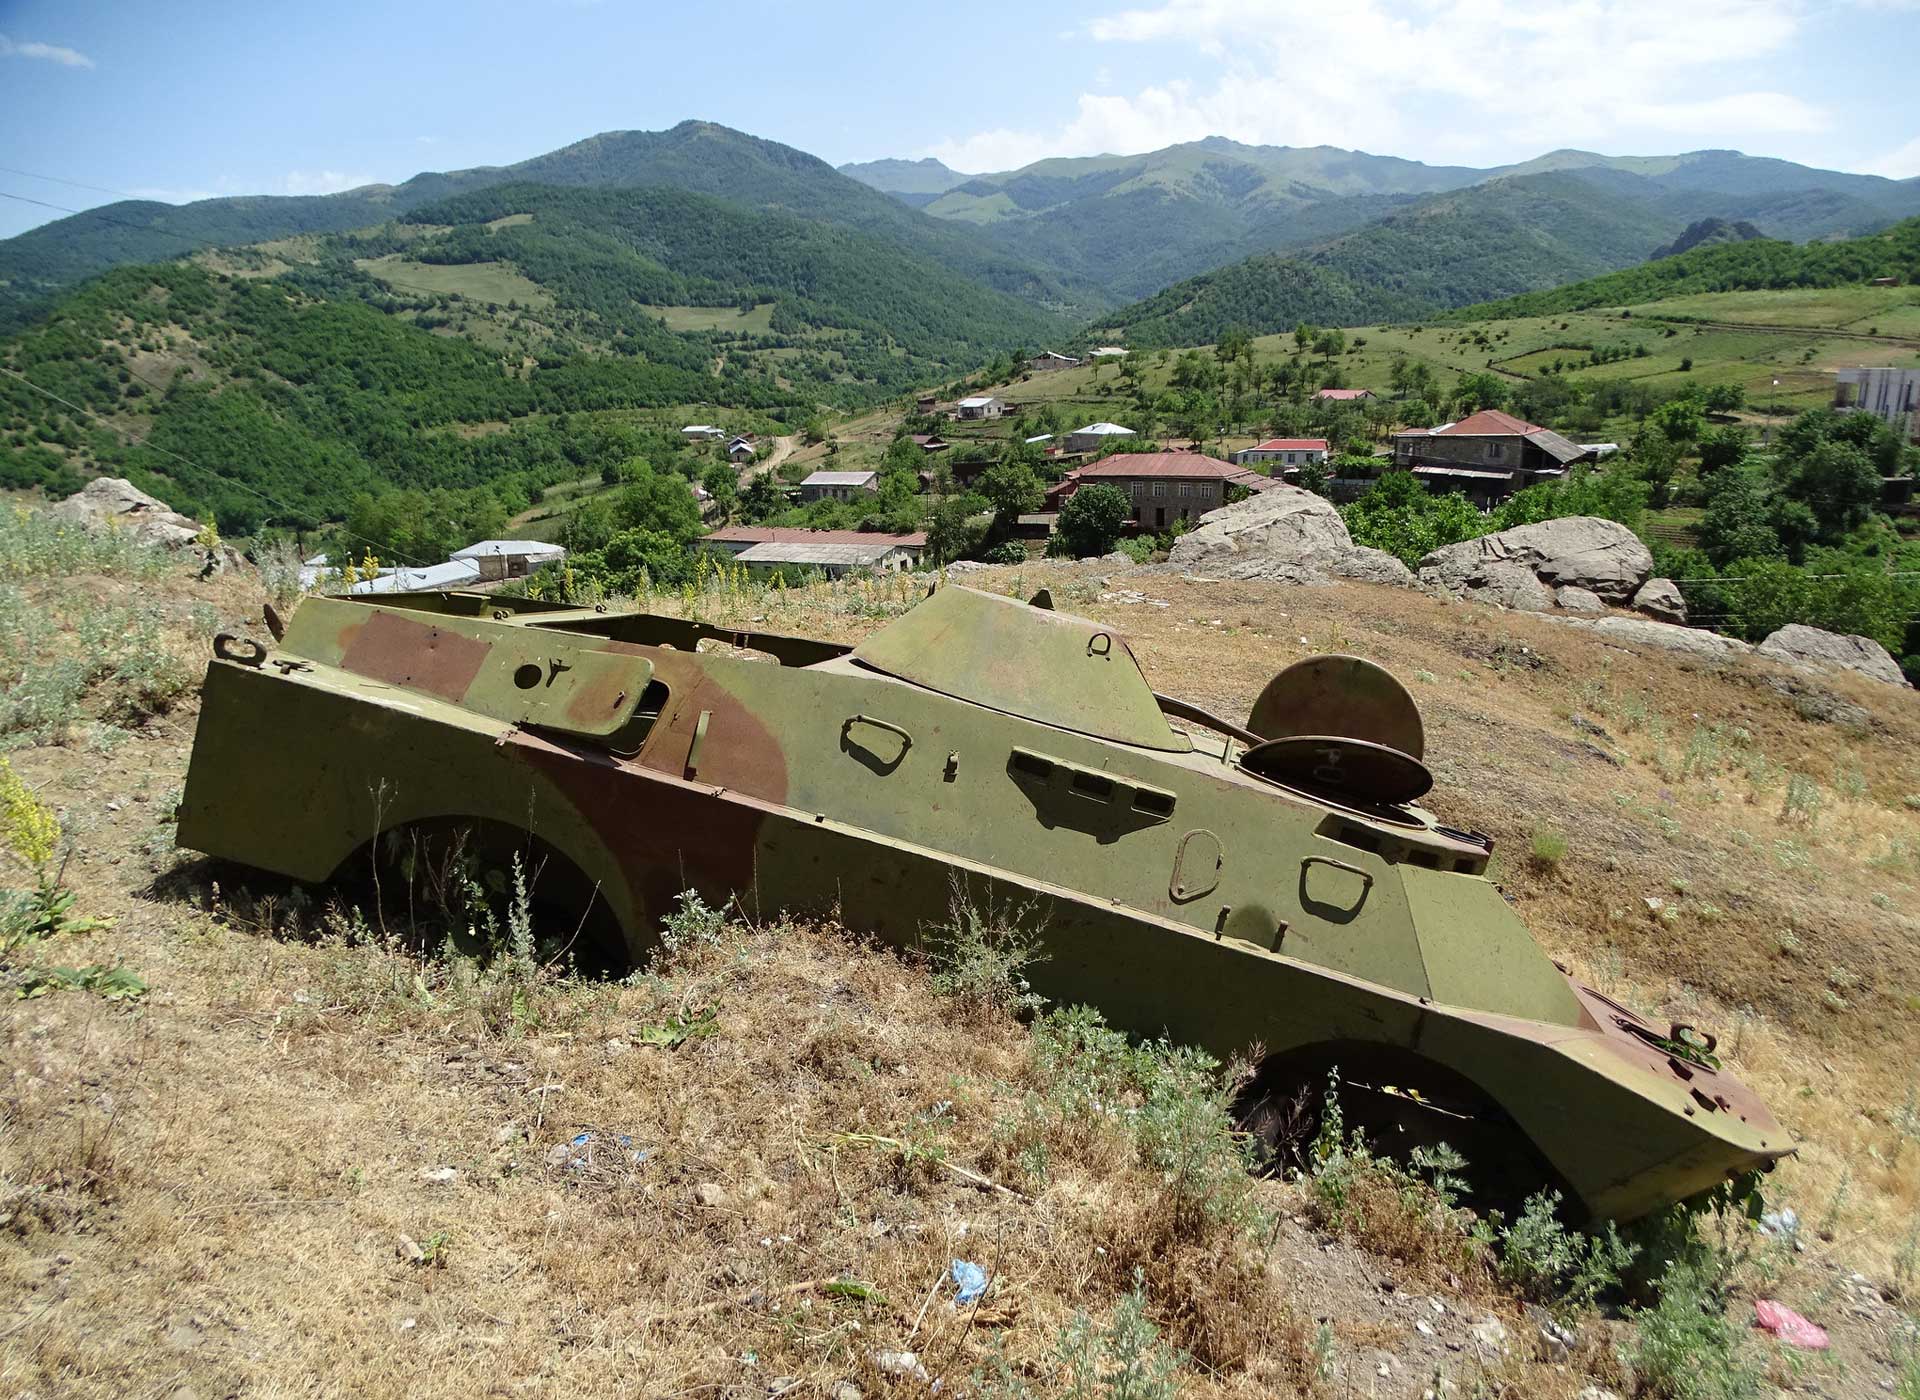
[341,610,489,701]
[508,733,765,933]
[637,650,791,807]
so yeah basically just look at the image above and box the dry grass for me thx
[670,560,1920,1282]
[7,542,1920,1396]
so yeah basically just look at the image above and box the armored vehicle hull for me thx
[179,586,1785,1222]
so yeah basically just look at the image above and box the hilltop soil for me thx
[4,552,1919,1397]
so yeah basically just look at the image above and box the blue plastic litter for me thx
[950,1259,988,1305]
[567,1131,646,1170]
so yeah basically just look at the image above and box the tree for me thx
[977,459,1043,526]
[924,497,973,565]
[1452,372,1508,416]
[1704,384,1746,415]
[1696,464,1783,569]
[1053,484,1132,558]
[1696,424,1748,475]
[701,461,738,517]
[1293,322,1315,354]
[1783,438,1881,541]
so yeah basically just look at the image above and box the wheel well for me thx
[330,816,633,976]
[1237,1039,1578,1216]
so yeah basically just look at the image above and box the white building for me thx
[955,395,1005,420]
[1064,422,1137,454]
[731,538,918,578]
[681,424,725,440]
[1089,346,1128,358]
[345,559,484,595]
[449,539,567,581]
[1230,437,1329,469]
[1834,368,1920,443]
[799,469,880,502]
[726,435,756,462]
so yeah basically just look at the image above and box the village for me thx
[308,346,1920,595]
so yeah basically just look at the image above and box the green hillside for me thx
[838,157,974,198]
[1448,216,1920,320]
[0,122,1092,328]
[1096,173,1684,345]
[918,141,1920,304]
[0,177,1067,537]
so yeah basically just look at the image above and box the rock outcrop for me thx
[1558,615,1754,661]
[1419,517,1652,606]
[51,477,203,548]
[1757,625,1907,686]
[1167,486,1415,586]
[1630,577,1687,624]
[1554,585,1606,614]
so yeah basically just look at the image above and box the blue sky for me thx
[2,0,1916,240]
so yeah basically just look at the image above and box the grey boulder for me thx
[51,477,203,548]
[1757,625,1907,686]
[1420,517,1652,605]
[1631,577,1687,624]
[1555,585,1607,614]
[1168,485,1414,586]
[1561,615,1752,661]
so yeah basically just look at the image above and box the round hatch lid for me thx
[1248,655,1424,759]
[1239,734,1434,805]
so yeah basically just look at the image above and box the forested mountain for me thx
[911,140,1920,303]
[1650,218,1766,260]
[1098,172,1689,345]
[1448,215,1920,321]
[0,174,1069,534]
[0,122,1090,328]
[838,157,974,203]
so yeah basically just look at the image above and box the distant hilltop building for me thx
[1027,351,1081,372]
[1834,368,1920,444]
[1314,387,1374,403]
[954,395,1005,420]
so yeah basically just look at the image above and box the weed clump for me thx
[925,886,1046,1018]
[1496,1188,1636,1313]
[1624,1254,1763,1400]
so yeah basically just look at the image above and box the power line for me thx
[0,364,435,567]
[0,167,143,200]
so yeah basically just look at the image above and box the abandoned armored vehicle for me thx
[178,583,1784,1221]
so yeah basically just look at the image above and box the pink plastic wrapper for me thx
[1753,1299,1829,1350]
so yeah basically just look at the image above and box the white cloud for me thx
[927,0,1832,172]
[1862,135,1920,178]
[0,32,95,67]
[281,170,377,196]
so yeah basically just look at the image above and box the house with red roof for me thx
[1044,451,1276,529]
[1230,437,1328,470]
[1314,388,1374,402]
[1391,410,1595,506]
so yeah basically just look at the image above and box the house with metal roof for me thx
[702,526,928,564]
[955,395,1005,420]
[1046,451,1275,529]
[799,469,880,502]
[449,539,567,581]
[1391,410,1595,506]
[729,537,920,578]
[1314,388,1375,403]
[1064,422,1138,454]
[345,559,485,596]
